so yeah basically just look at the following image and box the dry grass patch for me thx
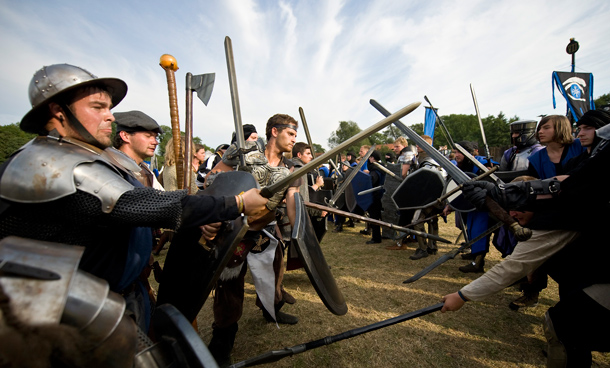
[152,214,610,367]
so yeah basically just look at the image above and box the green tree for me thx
[328,120,391,156]
[594,92,610,109]
[0,123,36,164]
[429,113,513,150]
[328,120,365,155]
[311,143,325,155]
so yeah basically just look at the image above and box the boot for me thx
[345,219,355,228]
[282,288,296,304]
[409,248,429,260]
[262,301,299,325]
[208,323,238,367]
[333,223,343,233]
[509,291,539,310]
[459,254,485,273]
[461,251,476,260]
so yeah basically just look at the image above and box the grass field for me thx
[152,214,610,367]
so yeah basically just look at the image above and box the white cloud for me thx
[1,0,609,150]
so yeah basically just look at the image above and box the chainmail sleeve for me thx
[109,188,187,229]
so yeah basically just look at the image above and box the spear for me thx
[403,221,503,284]
[305,201,451,243]
[229,303,444,367]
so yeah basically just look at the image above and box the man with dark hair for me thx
[345,151,357,166]
[0,64,268,333]
[112,110,163,189]
[205,113,302,365]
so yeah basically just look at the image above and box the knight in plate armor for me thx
[0,63,267,336]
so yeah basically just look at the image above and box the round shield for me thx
[392,168,445,210]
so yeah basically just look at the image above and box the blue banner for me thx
[424,107,437,142]
[552,71,594,122]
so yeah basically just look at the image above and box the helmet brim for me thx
[20,77,128,134]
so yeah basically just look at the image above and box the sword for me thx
[403,221,503,284]
[369,161,401,181]
[225,36,246,166]
[260,101,421,198]
[185,71,215,193]
[305,201,451,243]
[469,84,491,160]
[229,302,444,367]
[299,107,316,156]
[454,143,502,184]
[160,54,184,189]
[326,145,375,208]
[370,99,531,240]
[423,96,455,148]
[328,159,343,180]
[357,186,384,196]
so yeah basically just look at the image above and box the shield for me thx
[392,168,445,210]
[345,170,372,212]
[308,186,333,205]
[292,193,348,315]
[146,304,218,368]
[156,171,255,322]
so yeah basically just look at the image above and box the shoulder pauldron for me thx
[0,136,133,213]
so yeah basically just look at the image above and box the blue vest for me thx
[528,140,585,179]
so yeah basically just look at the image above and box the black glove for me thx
[462,181,496,210]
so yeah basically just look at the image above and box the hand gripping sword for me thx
[229,302,444,367]
[453,143,532,241]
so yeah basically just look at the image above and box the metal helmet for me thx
[20,63,128,134]
[510,120,538,148]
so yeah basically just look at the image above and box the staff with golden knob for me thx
[160,54,184,190]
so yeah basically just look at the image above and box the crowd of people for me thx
[0,62,608,367]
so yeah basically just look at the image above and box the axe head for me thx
[190,72,215,106]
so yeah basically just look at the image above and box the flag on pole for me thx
[552,71,595,122]
[424,107,437,142]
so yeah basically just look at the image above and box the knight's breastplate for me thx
[511,150,532,171]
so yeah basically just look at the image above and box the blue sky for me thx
[1,0,609,150]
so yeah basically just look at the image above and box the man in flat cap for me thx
[113,110,163,189]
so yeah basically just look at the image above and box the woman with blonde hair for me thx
[527,115,585,179]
